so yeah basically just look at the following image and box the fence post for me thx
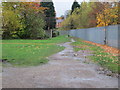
[50,29,52,38]
[104,27,107,45]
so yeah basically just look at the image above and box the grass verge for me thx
[2,36,70,66]
[71,37,120,74]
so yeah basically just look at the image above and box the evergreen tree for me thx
[71,0,80,14]
[40,0,56,30]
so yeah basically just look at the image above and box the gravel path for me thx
[2,39,118,88]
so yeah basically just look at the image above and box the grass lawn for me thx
[71,37,120,74]
[1,36,70,66]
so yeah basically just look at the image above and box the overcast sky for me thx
[1,0,115,17]
[53,0,84,17]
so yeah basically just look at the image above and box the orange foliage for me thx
[18,0,42,2]
[20,2,47,12]
[97,3,118,27]
[84,40,120,56]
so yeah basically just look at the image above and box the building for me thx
[56,17,64,28]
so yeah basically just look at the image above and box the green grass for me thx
[71,37,120,73]
[2,36,70,66]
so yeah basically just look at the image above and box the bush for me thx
[52,31,59,37]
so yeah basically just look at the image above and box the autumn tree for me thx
[97,2,118,27]
[2,2,24,39]
[2,2,46,39]
[20,2,46,39]
[88,2,105,27]
[61,1,91,30]
[61,15,77,30]
[58,1,119,31]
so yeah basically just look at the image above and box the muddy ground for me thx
[2,39,118,88]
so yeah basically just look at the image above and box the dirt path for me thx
[2,39,118,88]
